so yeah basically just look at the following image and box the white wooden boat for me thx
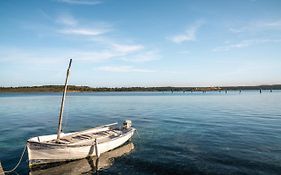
[29,142,134,175]
[27,59,136,167]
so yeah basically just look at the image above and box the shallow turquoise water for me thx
[0,91,281,174]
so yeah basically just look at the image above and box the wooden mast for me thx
[57,59,72,140]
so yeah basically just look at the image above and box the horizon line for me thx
[1,83,281,88]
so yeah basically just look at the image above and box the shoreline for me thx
[0,84,280,93]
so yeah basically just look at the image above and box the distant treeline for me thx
[0,84,281,92]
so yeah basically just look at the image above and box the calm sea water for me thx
[0,91,281,175]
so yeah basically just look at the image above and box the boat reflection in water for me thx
[29,142,134,175]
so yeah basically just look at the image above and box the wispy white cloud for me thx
[0,47,68,65]
[58,28,109,36]
[71,43,147,61]
[260,20,281,28]
[57,0,101,5]
[229,19,281,33]
[213,41,251,52]
[229,28,243,33]
[0,45,158,65]
[74,44,155,62]
[111,43,144,54]
[54,14,161,63]
[122,50,160,62]
[168,21,204,43]
[12,13,160,65]
[56,13,78,26]
[71,50,117,61]
[56,13,111,37]
[0,47,120,64]
[97,66,155,73]
[56,14,112,37]
[213,39,281,52]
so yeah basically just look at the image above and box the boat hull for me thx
[29,142,135,174]
[27,128,135,167]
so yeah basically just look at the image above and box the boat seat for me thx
[80,134,92,139]
[59,138,71,143]
[96,132,107,136]
[103,131,112,135]
[72,135,91,140]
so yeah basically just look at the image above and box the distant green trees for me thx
[0,84,280,92]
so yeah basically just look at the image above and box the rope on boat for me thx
[4,145,27,174]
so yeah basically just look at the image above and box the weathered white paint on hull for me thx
[27,128,135,166]
[29,142,135,175]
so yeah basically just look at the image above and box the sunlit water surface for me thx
[0,91,281,175]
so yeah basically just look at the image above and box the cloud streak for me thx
[213,39,281,52]
[56,13,78,26]
[168,21,204,43]
[56,14,111,37]
[97,66,155,73]
[229,19,281,33]
[58,28,109,36]
[8,12,161,68]
[111,43,144,54]
[55,14,158,62]
[122,50,160,62]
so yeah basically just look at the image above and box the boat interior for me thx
[28,123,125,145]
[52,127,122,145]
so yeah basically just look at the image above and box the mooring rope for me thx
[135,129,141,138]
[4,144,27,174]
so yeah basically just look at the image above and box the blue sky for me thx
[1,0,281,87]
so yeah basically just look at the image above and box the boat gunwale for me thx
[27,128,135,148]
